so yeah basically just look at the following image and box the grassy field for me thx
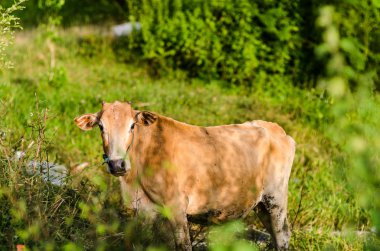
[0,27,373,250]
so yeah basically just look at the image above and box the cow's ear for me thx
[135,111,157,126]
[74,113,98,131]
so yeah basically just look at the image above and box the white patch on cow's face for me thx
[107,118,135,161]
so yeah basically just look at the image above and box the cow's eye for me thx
[99,123,104,131]
[131,123,135,130]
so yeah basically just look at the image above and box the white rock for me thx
[112,22,141,37]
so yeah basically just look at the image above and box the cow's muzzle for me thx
[107,159,127,176]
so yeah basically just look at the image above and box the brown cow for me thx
[74,101,295,250]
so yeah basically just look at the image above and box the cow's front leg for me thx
[171,212,192,251]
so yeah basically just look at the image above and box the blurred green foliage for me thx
[1,0,128,26]
[317,5,380,247]
[208,221,257,251]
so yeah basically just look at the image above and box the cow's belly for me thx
[186,197,261,224]
[187,208,247,225]
[185,183,263,224]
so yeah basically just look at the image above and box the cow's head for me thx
[74,101,157,176]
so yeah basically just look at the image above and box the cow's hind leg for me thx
[170,212,192,251]
[255,201,275,248]
[256,194,290,250]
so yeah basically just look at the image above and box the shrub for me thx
[126,0,380,89]
[128,0,301,86]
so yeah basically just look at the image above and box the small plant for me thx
[208,221,258,251]
[0,0,26,70]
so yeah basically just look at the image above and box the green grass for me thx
[0,27,373,250]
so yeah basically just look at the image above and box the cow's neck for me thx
[129,115,171,172]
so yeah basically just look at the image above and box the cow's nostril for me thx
[107,159,126,176]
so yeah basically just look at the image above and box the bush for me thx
[127,0,300,86]
[125,0,380,89]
